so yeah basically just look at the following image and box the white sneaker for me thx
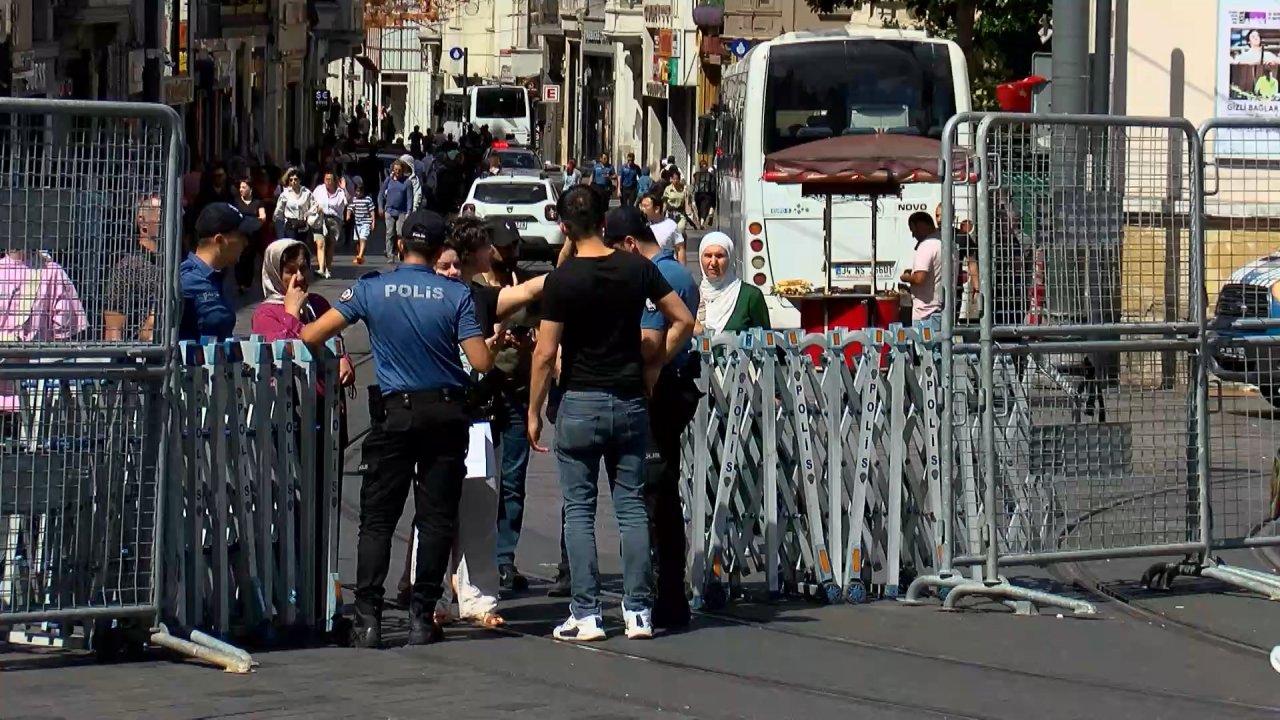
[624,608,653,639]
[552,613,605,642]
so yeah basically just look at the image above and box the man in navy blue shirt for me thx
[618,152,641,208]
[605,205,700,629]
[590,152,615,205]
[302,209,494,648]
[178,203,259,341]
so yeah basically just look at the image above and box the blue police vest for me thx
[334,265,482,393]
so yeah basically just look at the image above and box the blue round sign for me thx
[729,39,750,58]
[449,47,464,61]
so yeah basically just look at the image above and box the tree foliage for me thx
[804,0,1053,108]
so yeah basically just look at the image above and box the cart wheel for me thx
[703,582,728,611]
[845,582,868,605]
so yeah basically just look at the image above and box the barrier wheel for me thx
[845,582,868,605]
[92,620,123,663]
[883,584,901,600]
[937,586,951,602]
[818,580,841,605]
[703,582,728,611]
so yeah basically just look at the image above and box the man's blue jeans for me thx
[555,390,653,616]
[495,395,530,568]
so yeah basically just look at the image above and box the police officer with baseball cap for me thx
[302,208,494,647]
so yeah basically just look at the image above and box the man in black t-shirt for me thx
[528,186,695,641]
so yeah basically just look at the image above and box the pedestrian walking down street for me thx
[349,178,375,265]
[618,153,641,208]
[607,206,701,630]
[591,153,616,205]
[274,168,318,242]
[527,186,695,641]
[301,209,494,648]
[561,159,581,194]
[179,203,258,342]
[312,170,349,279]
[379,160,417,262]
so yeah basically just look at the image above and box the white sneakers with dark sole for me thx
[624,608,653,640]
[552,614,606,642]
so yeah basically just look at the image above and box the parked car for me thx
[1210,252,1280,406]
[461,175,563,259]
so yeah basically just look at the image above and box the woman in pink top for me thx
[251,239,355,387]
[0,250,87,413]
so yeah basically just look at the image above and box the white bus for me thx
[438,85,532,145]
[715,28,972,328]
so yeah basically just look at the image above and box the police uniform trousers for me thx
[645,366,701,619]
[357,389,470,610]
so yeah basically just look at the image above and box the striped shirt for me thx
[350,195,375,227]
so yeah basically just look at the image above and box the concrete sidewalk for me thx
[5,249,1280,719]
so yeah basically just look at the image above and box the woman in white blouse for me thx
[273,167,317,244]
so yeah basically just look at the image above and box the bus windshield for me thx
[475,87,527,118]
[763,40,956,153]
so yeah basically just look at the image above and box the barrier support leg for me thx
[901,572,982,604]
[941,579,1097,615]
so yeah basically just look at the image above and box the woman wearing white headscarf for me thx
[697,232,770,335]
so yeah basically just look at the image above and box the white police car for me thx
[1211,253,1280,406]
[462,175,563,259]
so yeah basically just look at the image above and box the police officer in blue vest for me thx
[302,209,493,647]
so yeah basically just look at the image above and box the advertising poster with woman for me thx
[1217,0,1280,155]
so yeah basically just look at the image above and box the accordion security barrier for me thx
[681,326,950,608]
[163,338,344,646]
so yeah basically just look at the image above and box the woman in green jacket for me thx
[696,231,770,335]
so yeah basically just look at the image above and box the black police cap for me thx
[400,209,449,257]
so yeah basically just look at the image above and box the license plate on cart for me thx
[832,262,896,283]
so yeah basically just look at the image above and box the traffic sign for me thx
[542,84,561,103]
[449,47,464,61]
[728,38,751,58]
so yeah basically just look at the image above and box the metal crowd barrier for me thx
[163,339,344,644]
[908,113,1280,612]
[0,98,182,652]
[680,326,947,607]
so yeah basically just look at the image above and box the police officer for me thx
[302,208,493,647]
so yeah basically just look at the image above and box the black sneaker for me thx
[547,568,571,598]
[407,601,445,645]
[499,564,530,593]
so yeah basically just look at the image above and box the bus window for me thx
[475,87,527,118]
[763,40,956,153]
